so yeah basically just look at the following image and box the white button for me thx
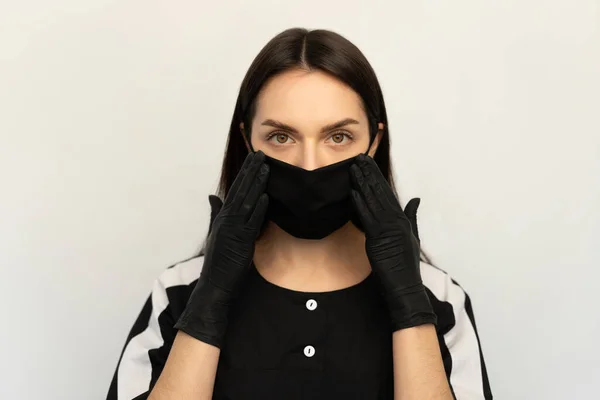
[306,299,317,311]
[304,345,315,358]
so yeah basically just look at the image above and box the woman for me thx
[107,28,492,400]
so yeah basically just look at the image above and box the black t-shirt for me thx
[107,256,492,400]
[213,263,394,399]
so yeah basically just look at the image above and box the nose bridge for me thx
[298,139,323,171]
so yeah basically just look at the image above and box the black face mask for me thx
[262,150,372,239]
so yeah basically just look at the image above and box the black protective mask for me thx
[263,149,374,239]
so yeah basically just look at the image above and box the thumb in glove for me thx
[403,197,421,244]
[208,194,223,234]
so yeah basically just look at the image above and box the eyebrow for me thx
[260,118,360,134]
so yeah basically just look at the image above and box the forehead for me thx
[253,69,366,125]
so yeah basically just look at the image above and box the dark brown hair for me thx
[209,27,433,264]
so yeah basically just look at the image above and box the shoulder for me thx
[420,260,467,303]
[419,260,471,334]
[149,255,206,318]
[154,255,205,291]
[109,255,206,400]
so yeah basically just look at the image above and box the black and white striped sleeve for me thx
[421,261,493,400]
[106,256,204,400]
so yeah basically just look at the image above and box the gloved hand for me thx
[174,151,270,348]
[350,154,437,331]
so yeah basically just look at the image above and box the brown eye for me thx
[329,131,353,144]
[332,133,345,143]
[267,132,294,145]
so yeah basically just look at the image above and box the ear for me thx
[367,122,385,157]
[240,122,252,152]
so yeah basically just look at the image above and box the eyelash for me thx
[266,131,354,145]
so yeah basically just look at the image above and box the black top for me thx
[214,263,394,399]
[107,256,492,400]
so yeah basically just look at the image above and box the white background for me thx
[1,1,599,399]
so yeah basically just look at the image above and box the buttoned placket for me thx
[303,298,318,358]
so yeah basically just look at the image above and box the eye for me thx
[266,132,295,145]
[328,131,353,145]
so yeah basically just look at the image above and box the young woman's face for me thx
[249,69,381,170]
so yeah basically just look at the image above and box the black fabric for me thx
[264,154,364,239]
[212,263,395,399]
[106,295,153,400]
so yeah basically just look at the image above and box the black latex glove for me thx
[207,194,224,234]
[174,151,269,348]
[350,154,437,331]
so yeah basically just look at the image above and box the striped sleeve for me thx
[421,261,493,400]
[106,256,204,400]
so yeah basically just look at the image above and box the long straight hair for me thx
[204,28,433,265]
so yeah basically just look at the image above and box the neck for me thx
[253,221,371,279]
